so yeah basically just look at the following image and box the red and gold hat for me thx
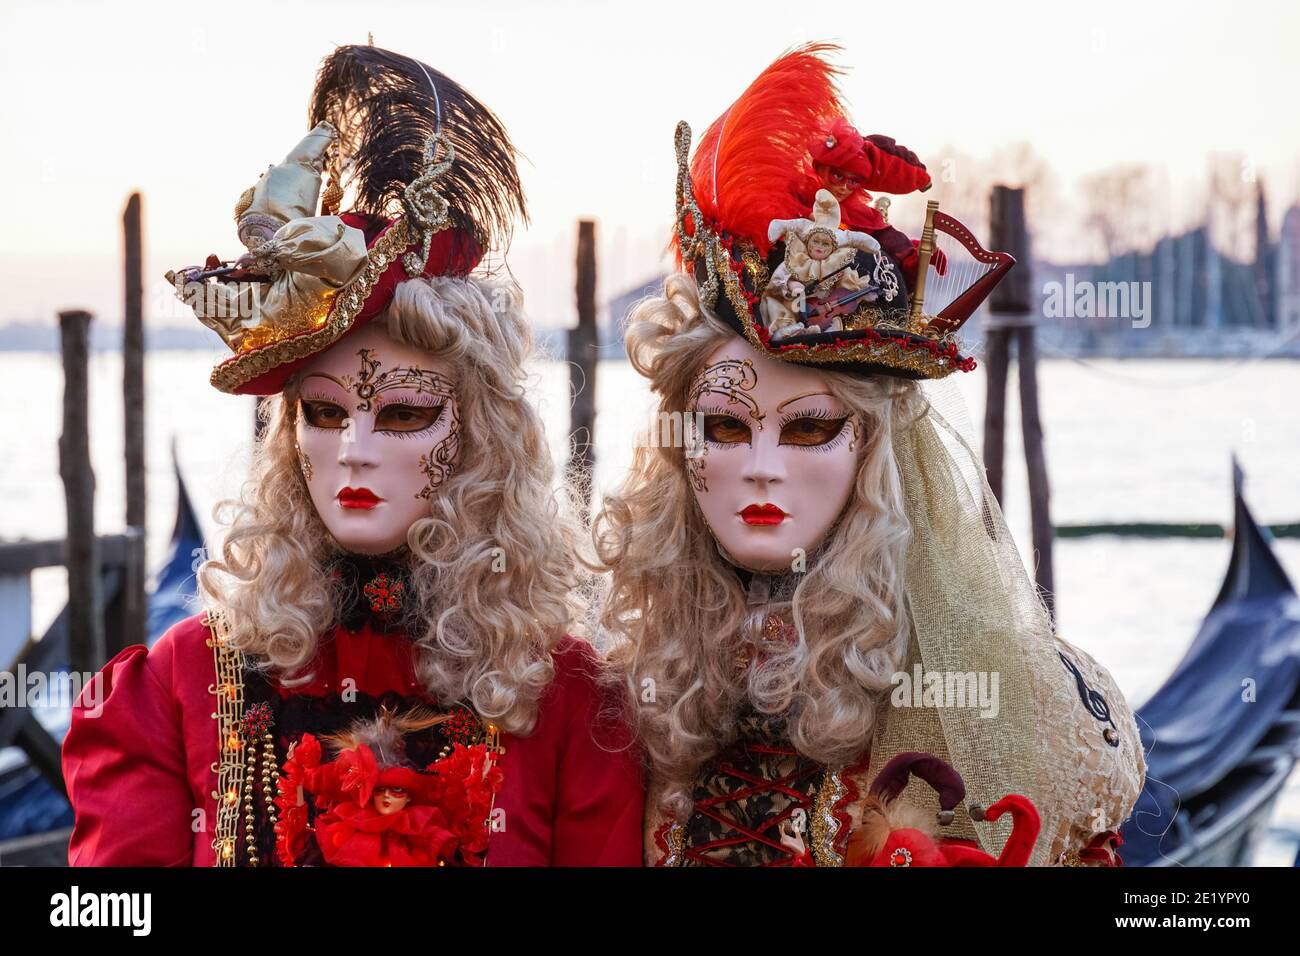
[169,45,525,395]
[672,44,1014,380]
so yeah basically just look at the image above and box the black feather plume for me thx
[309,45,527,252]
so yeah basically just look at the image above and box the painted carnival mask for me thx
[813,162,863,202]
[686,337,860,573]
[294,322,461,555]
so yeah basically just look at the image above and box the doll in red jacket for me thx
[806,116,945,287]
[274,706,502,867]
[845,752,1043,867]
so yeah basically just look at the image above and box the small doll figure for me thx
[845,752,1041,867]
[762,189,882,341]
[807,117,947,286]
[275,706,502,867]
[809,118,932,215]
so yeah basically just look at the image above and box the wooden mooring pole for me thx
[987,186,1055,622]
[122,192,147,650]
[568,219,598,514]
[982,328,1010,505]
[59,309,105,673]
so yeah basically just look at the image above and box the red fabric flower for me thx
[328,744,381,809]
[275,734,324,865]
[441,706,481,747]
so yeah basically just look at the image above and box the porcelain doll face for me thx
[374,786,410,816]
[685,338,860,573]
[807,232,836,261]
[294,322,461,555]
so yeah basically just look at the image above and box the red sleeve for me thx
[487,638,645,866]
[61,624,200,866]
[549,641,645,866]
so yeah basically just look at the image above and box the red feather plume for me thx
[686,43,845,257]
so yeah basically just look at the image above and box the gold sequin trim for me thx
[661,820,685,867]
[762,333,963,379]
[205,607,247,867]
[210,218,430,393]
[737,240,771,290]
[810,768,846,867]
[235,289,339,354]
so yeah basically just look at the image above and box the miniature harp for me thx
[909,200,1016,336]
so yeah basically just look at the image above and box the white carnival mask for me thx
[294,323,460,555]
[685,337,861,573]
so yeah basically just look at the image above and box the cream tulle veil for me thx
[870,379,1144,865]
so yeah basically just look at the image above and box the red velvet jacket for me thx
[61,612,644,866]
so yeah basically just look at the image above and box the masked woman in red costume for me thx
[61,45,642,867]
[591,45,1143,867]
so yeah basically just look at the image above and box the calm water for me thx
[3,349,1299,861]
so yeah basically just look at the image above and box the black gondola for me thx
[1120,461,1300,865]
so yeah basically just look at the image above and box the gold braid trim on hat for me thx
[673,122,723,312]
[209,218,420,393]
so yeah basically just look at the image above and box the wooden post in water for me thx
[982,328,1010,505]
[568,219,598,514]
[59,309,105,673]
[122,192,147,651]
[988,186,1055,621]
[1017,320,1054,619]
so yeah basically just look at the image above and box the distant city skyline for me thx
[3,0,1299,328]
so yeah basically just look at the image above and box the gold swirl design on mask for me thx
[417,391,461,501]
[295,442,313,481]
[347,349,384,411]
[685,358,762,495]
[333,349,457,411]
[326,348,461,499]
[688,358,764,428]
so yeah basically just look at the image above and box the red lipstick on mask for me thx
[739,503,788,526]
[338,487,382,510]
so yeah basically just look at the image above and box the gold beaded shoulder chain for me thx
[205,607,247,866]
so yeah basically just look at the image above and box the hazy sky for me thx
[3,0,1299,327]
